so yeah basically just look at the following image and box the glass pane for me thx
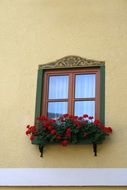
[48,102,68,119]
[48,76,69,99]
[75,74,96,98]
[74,101,95,117]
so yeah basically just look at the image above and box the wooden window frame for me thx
[35,56,105,123]
[42,68,100,119]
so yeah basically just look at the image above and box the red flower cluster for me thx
[65,128,71,137]
[26,114,112,147]
[26,125,36,141]
[93,120,112,134]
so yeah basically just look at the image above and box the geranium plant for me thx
[26,114,112,157]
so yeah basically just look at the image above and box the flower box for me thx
[26,114,112,157]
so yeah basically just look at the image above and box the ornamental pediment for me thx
[39,55,104,69]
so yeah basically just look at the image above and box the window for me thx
[35,56,105,123]
[42,68,100,119]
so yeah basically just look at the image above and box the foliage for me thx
[26,114,112,147]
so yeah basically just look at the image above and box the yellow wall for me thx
[0,0,127,189]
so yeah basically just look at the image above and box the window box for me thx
[26,114,112,157]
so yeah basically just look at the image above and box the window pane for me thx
[48,102,68,119]
[75,74,96,98]
[48,76,69,99]
[74,101,95,117]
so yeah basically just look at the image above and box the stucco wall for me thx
[0,0,127,189]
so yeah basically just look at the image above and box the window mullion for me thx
[47,99,68,102]
[72,73,75,115]
[68,73,74,115]
[74,98,95,101]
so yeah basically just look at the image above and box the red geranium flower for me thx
[66,128,71,132]
[78,116,83,120]
[56,134,61,140]
[47,125,54,131]
[59,116,64,122]
[83,114,88,118]
[65,128,71,136]
[73,120,80,128]
[49,119,56,123]
[73,116,78,120]
[88,116,93,120]
[61,140,69,146]
[30,135,35,141]
[26,130,30,135]
[26,125,30,128]
[26,126,36,135]
[50,129,56,135]
[103,127,112,134]
[68,115,74,119]
[94,119,100,125]
[63,114,69,118]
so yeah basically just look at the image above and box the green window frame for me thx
[35,56,105,123]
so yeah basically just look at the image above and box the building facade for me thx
[0,0,127,189]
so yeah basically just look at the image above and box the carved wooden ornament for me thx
[39,55,104,69]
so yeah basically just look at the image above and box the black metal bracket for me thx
[93,143,97,156]
[39,144,97,157]
[39,145,44,157]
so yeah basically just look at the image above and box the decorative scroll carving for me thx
[39,55,104,69]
